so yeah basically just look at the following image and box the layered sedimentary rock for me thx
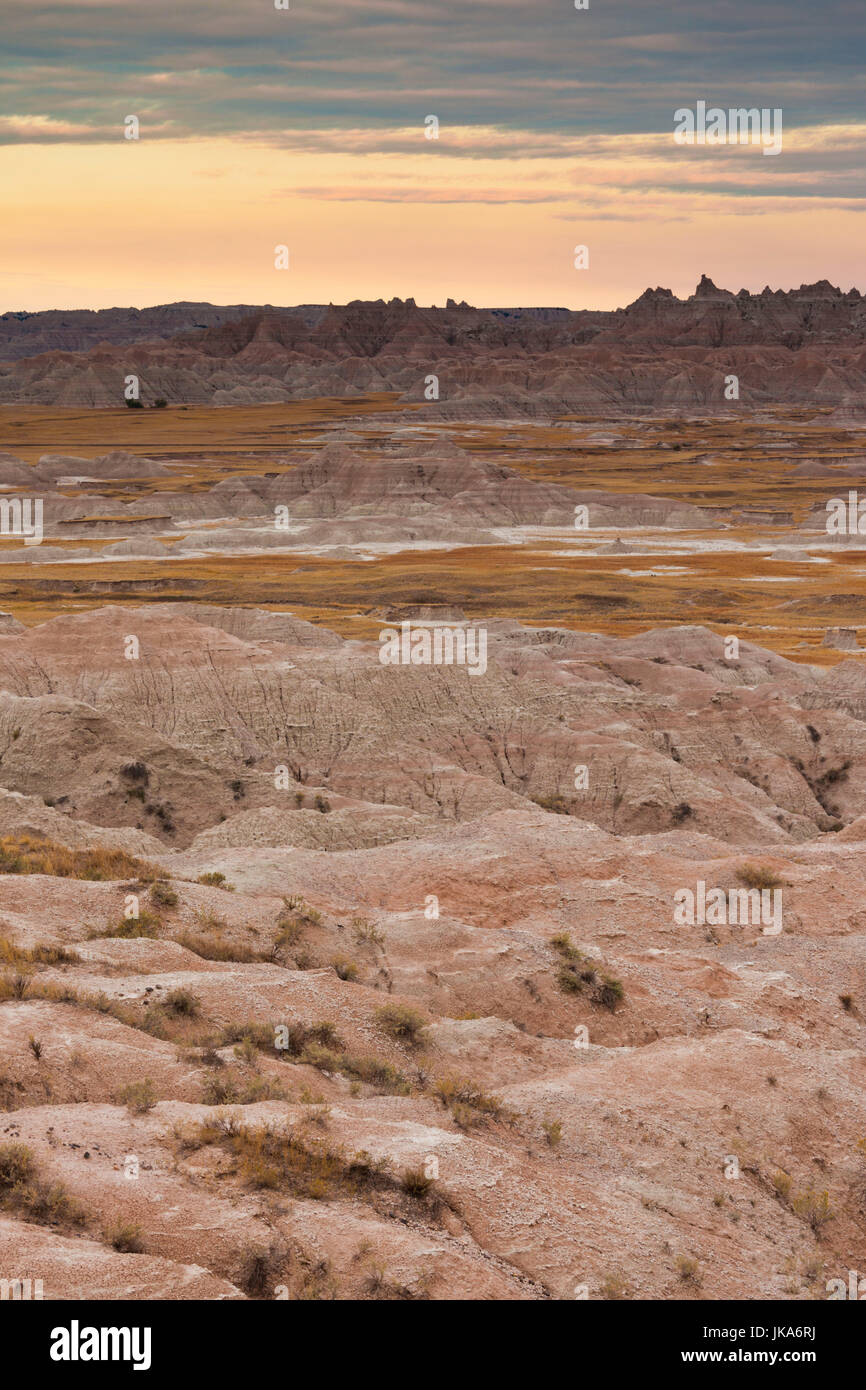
[1,279,863,410]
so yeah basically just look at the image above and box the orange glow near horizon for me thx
[2,131,864,312]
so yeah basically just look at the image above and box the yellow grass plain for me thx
[0,401,864,664]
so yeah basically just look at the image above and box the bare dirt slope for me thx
[1,605,864,1299]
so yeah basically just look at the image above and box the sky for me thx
[1,0,864,311]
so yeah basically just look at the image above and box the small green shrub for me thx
[0,1142,83,1227]
[593,975,624,1011]
[0,1142,35,1188]
[149,881,178,908]
[96,911,161,940]
[401,1167,434,1199]
[792,1189,833,1232]
[164,988,200,1017]
[351,917,385,946]
[107,1222,145,1253]
[374,1004,429,1046]
[433,1076,506,1127]
[330,955,359,982]
[600,1272,631,1300]
[736,862,784,890]
[676,1255,702,1285]
[119,1079,158,1114]
[197,872,234,891]
[542,1119,562,1148]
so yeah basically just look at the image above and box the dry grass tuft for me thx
[0,834,158,881]
[0,1141,85,1228]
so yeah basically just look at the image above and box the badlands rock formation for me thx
[0,303,287,362]
[1,279,864,410]
[0,436,716,561]
[0,604,864,1299]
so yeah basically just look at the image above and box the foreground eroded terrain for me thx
[0,601,864,1299]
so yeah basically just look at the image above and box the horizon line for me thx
[4,277,865,320]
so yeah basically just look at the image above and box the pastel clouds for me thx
[0,0,862,308]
